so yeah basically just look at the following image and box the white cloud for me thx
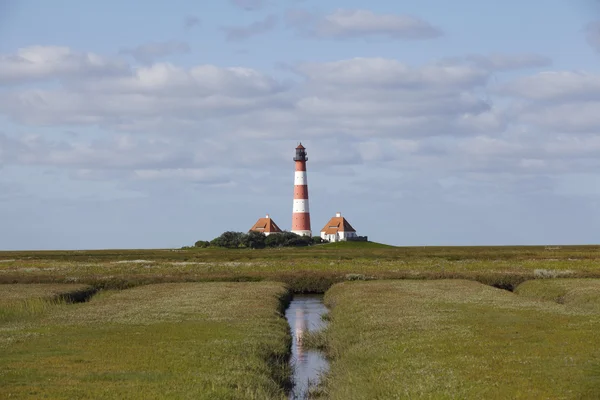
[0,60,287,126]
[297,58,488,89]
[0,53,494,137]
[2,45,600,197]
[458,135,525,157]
[517,101,600,133]
[280,58,497,139]
[0,46,127,85]
[72,63,284,97]
[287,9,442,40]
[132,168,230,184]
[495,70,600,133]
[543,134,600,156]
[462,53,552,71]
[0,133,195,170]
[496,70,600,101]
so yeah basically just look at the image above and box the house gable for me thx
[320,213,356,234]
[249,215,282,234]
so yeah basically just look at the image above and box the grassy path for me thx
[0,282,291,399]
[320,280,600,399]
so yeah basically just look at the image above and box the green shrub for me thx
[280,231,311,247]
[210,231,246,248]
[244,231,266,249]
[265,233,285,247]
[203,230,312,249]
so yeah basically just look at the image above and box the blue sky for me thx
[1,0,600,249]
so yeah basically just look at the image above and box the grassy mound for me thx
[515,278,600,312]
[0,282,292,399]
[319,280,600,399]
[315,241,395,249]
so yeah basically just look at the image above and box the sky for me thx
[1,0,600,249]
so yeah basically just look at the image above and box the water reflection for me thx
[285,294,328,400]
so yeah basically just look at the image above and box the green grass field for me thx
[0,283,94,322]
[0,282,292,399]
[2,243,600,291]
[3,245,600,398]
[319,280,600,399]
[515,278,600,312]
[0,283,92,302]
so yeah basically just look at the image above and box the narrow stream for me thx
[285,294,329,400]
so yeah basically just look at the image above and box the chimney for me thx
[266,214,270,219]
[336,212,341,217]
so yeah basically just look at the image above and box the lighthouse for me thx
[292,143,312,236]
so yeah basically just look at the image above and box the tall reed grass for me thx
[0,297,65,322]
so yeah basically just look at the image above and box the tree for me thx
[244,231,266,249]
[281,231,311,247]
[211,231,246,248]
[265,233,286,248]
[205,230,314,249]
[263,231,312,247]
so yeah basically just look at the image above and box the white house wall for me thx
[321,231,357,242]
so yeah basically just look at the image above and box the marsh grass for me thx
[3,249,600,397]
[306,374,329,399]
[0,284,94,322]
[0,282,293,399]
[0,297,66,322]
[320,280,600,399]
[515,278,600,312]
[300,328,327,352]
[3,245,600,292]
[0,283,93,301]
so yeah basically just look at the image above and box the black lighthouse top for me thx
[294,143,308,162]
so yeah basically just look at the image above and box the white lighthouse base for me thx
[292,230,312,237]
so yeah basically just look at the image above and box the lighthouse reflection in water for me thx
[285,295,329,400]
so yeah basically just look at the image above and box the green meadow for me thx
[317,280,600,399]
[0,283,94,322]
[2,243,600,291]
[515,278,600,312]
[2,244,600,398]
[0,282,292,399]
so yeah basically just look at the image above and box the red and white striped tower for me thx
[292,143,312,236]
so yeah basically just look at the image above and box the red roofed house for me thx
[249,214,283,236]
[320,212,358,242]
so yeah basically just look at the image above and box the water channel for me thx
[285,294,329,400]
